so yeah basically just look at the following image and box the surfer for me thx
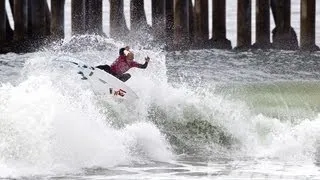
[96,46,150,82]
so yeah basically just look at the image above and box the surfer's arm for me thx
[131,57,149,69]
[137,56,150,69]
[137,61,148,69]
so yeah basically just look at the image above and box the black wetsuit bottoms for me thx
[96,65,131,82]
[96,65,111,74]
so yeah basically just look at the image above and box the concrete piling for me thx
[130,0,149,32]
[300,0,319,51]
[85,0,103,34]
[72,0,86,35]
[30,0,47,39]
[44,1,51,36]
[152,0,166,41]
[165,0,174,48]
[109,0,129,39]
[188,0,195,45]
[0,0,6,42]
[194,0,209,47]
[272,0,298,50]
[254,0,271,48]
[173,0,190,49]
[211,0,231,49]
[236,0,251,49]
[5,14,13,41]
[51,0,65,39]
[13,0,27,41]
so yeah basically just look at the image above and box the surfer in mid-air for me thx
[96,46,150,82]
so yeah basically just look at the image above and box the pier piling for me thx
[51,0,65,40]
[254,0,271,48]
[30,0,47,39]
[211,0,231,49]
[188,0,195,46]
[0,0,319,53]
[85,0,103,34]
[72,0,86,35]
[109,0,129,39]
[272,0,298,50]
[13,0,27,41]
[130,0,149,34]
[0,0,6,42]
[194,0,209,47]
[236,0,252,49]
[300,0,319,51]
[165,0,174,48]
[152,0,166,41]
[173,0,190,49]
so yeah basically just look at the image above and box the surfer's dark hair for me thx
[119,48,126,55]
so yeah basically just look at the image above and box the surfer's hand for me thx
[145,56,150,62]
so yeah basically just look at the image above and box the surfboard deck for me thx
[74,61,139,101]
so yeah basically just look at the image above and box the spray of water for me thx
[1,35,320,177]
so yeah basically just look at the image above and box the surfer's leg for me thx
[96,65,111,73]
[117,73,131,82]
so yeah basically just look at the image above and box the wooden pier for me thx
[0,0,319,53]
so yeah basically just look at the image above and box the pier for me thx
[0,0,319,53]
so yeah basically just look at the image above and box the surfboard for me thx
[74,61,139,101]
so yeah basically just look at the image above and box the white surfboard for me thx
[74,61,139,101]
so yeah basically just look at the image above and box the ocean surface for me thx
[1,1,320,179]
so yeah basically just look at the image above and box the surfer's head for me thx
[119,46,130,56]
[126,51,134,61]
[119,48,125,55]
[123,49,134,60]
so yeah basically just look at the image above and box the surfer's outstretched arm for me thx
[137,61,148,69]
[137,56,150,69]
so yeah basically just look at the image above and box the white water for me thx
[1,0,320,178]
[1,43,320,178]
[0,47,174,177]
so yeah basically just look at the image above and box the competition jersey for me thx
[110,55,140,75]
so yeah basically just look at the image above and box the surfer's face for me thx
[126,53,134,61]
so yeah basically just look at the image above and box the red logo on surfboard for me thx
[114,89,126,97]
[109,88,127,97]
